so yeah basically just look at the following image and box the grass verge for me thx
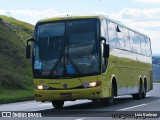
[0,88,34,104]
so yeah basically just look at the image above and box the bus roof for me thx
[37,14,103,23]
[37,14,149,39]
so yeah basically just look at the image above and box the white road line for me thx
[0,102,37,109]
[75,118,87,120]
[31,108,53,112]
[118,104,147,111]
[39,103,51,106]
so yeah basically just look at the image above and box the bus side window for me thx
[134,33,141,54]
[108,21,118,48]
[129,31,140,54]
[123,27,131,51]
[140,36,147,56]
[145,38,151,56]
[101,19,108,73]
[129,31,136,53]
[116,25,124,49]
[101,19,108,43]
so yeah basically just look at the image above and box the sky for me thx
[0,0,160,55]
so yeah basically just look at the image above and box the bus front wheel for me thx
[52,100,64,109]
[101,83,115,105]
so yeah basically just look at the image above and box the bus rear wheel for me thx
[142,81,147,98]
[52,100,64,109]
[132,81,143,100]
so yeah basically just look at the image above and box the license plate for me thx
[60,93,72,98]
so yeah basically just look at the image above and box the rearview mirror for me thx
[26,37,34,59]
[26,45,31,59]
[116,25,121,32]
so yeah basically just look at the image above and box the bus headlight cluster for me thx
[35,85,49,90]
[83,81,101,88]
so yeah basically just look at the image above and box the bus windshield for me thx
[33,19,100,78]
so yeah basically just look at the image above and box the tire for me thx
[91,99,98,102]
[142,81,147,98]
[101,83,114,106]
[132,81,143,100]
[52,100,64,109]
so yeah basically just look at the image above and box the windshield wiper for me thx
[66,55,81,75]
[48,54,81,77]
[48,47,64,77]
[65,38,81,76]
[48,57,61,77]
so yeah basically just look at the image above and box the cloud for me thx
[0,9,71,24]
[0,9,58,17]
[110,8,160,54]
[111,8,160,22]
[0,8,159,54]
[134,0,160,4]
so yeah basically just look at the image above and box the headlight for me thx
[83,81,101,88]
[89,82,97,87]
[35,85,49,90]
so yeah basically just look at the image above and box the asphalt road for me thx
[0,83,160,120]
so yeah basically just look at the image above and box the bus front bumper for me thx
[34,86,103,101]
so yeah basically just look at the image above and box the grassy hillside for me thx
[152,56,160,81]
[0,15,34,103]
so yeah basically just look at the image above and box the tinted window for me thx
[34,19,101,78]
[134,33,141,54]
[108,21,118,48]
[37,22,65,61]
[101,19,109,43]
[129,31,136,53]
[140,36,146,55]
[145,38,151,56]
[101,19,108,72]
[38,23,65,37]
[123,27,131,51]
[116,26,124,49]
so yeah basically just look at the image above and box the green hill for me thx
[153,56,160,81]
[0,15,34,103]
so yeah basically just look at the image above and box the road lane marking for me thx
[75,118,87,120]
[39,103,51,106]
[0,102,38,109]
[118,104,147,111]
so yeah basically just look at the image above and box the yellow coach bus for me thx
[26,15,152,108]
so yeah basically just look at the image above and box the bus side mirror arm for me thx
[26,37,34,59]
[100,37,106,43]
